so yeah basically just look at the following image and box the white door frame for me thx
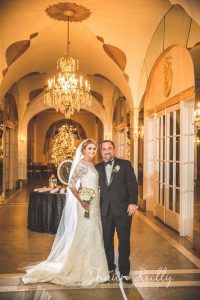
[179,99,194,237]
[144,99,194,237]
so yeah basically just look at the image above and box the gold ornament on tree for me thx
[50,125,76,166]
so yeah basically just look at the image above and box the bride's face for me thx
[83,143,97,160]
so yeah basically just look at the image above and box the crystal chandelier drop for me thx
[44,10,92,119]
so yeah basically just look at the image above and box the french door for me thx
[155,105,180,231]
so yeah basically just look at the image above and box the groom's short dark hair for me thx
[100,140,115,150]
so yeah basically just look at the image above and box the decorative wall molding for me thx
[145,86,194,115]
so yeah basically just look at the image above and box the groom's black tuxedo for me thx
[95,157,138,276]
[96,158,138,217]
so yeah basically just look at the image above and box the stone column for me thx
[129,110,134,165]
[132,108,139,178]
[0,125,6,202]
[18,126,27,187]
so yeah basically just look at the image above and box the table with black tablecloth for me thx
[27,191,66,233]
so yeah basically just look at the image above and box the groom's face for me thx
[101,142,115,161]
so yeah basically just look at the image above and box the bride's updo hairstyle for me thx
[81,139,97,154]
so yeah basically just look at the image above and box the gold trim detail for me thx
[114,122,127,131]
[145,86,194,116]
[45,2,91,22]
[163,56,173,97]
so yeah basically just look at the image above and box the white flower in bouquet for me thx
[79,187,96,218]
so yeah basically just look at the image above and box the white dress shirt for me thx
[104,160,114,184]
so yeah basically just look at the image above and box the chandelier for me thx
[193,101,200,129]
[44,9,92,118]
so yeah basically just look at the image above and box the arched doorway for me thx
[144,45,194,237]
[27,109,104,168]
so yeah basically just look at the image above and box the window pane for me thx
[159,139,161,160]
[169,187,173,210]
[158,118,161,137]
[169,162,173,186]
[176,110,180,135]
[159,161,162,182]
[162,185,165,206]
[175,189,180,213]
[163,115,165,137]
[176,163,180,187]
[163,162,165,183]
[176,136,180,161]
[170,112,173,136]
[169,137,173,161]
[163,138,165,160]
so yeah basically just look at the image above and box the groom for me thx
[95,140,138,284]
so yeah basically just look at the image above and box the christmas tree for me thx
[50,125,76,166]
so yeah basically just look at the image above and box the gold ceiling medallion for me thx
[163,56,173,98]
[45,2,91,22]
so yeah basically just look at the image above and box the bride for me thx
[22,139,109,285]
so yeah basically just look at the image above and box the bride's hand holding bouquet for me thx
[79,187,96,218]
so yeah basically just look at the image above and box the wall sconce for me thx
[0,123,4,131]
[133,125,144,139]
[19,136,25,143]
[194,136,200,145]
[138,125,144,139]
[193,102,200,129]
[133,126,138,138]
[0,145,3,160]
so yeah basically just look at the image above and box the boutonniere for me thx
[112,165,120,173]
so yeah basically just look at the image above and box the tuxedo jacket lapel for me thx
[108,158,118,187]
[101,163,109,187]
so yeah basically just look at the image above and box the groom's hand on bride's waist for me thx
[127,204,138,216]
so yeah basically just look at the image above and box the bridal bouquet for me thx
[79,187,96,218]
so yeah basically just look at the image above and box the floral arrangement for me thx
[79,187,96,218]
[112,165,120,173]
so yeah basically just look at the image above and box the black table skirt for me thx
[27,191,66,234]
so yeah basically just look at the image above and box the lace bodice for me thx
[68,159,99,193]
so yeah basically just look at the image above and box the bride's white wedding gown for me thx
[22,159,109,285]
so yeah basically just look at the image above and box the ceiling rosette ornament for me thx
[45,2,91,22]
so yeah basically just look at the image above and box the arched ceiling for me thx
[0,0,200,109]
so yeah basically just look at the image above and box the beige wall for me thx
[145,45,194,114]
[28,109,103,164]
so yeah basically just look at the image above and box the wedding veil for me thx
[22,140,85,283]
[45,139,84,263]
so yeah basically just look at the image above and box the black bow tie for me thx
[104,160,114,166]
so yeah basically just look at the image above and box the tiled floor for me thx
[0,181,200,299]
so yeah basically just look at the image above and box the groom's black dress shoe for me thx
[109,270,118,282]
[121,275,132,284]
